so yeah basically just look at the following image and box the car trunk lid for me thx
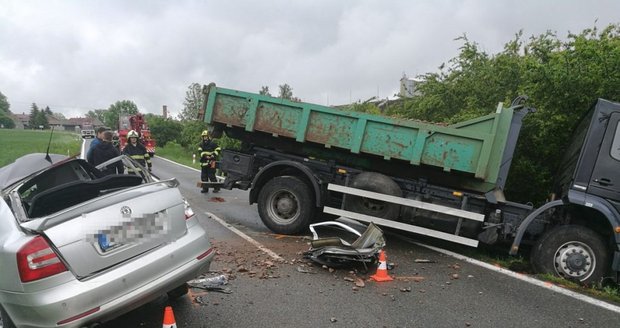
[32,186,188,279]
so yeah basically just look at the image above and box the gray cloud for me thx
[1,0,618,118]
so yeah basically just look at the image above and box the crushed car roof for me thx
[0,153,68,189]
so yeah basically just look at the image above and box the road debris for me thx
[208,197,226,202]
[188,274,233,294]
[395,276,425,282]
[330,317,338,323]
[400,287,412,292]
[354,278,365,288]
[296,266,316,274]
[304,221,384,268]
[414,259,436,263]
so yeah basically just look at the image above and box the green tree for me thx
[43,106,53,115]
[384,23,620,204]
[146,114,183,146]
[177,120,209,149]
[259,86,271,96]
[86,109,106,123]
[0,90,10,115]
[29,103,41,128]
[0,90,15,128]
[278,84,293,100]
[179,83,203,121]
[104,100,139,128]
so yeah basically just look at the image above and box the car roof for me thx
[0,153,68,189]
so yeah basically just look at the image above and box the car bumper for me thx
[1,220,213,328]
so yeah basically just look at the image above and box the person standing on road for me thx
[86,126,108,160]
[197,130,221,193]
[122,130,152,173]
[88,131,124,175]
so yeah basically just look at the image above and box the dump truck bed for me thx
[200,83,524,194]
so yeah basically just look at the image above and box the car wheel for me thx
[531,225,609,285]
[258,176,315,234]
[344,172,402,219]
[1,306,16,328]
[167,283,189,300]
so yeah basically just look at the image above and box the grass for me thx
[0,129,82,167]
[155,141,202,169]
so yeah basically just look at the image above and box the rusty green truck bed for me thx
[200,83,523,193]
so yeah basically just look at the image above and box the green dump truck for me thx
[199,83,620,284]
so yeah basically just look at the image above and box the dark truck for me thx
[198,83,620,284]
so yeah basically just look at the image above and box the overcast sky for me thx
[1,0,619,118]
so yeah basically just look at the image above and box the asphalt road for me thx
[96,155,620,328]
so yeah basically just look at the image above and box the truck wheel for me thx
[258,176,315,234]
[345,172,402,219]
[1,306,16,328]
[531,225,609,285]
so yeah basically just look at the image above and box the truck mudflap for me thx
[324,184,483,247]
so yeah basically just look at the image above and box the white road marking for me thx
[156,155,200,172]
[414,241,620,314]
[206,211,284,262]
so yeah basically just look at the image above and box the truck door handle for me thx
[595,178,613,186]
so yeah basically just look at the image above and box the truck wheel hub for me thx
[268,191,299,223]
[276,197,295,214]
[554,242,594,279]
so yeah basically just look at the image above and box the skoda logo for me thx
[120,206,132,215]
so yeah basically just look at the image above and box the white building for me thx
[399,73,422,98]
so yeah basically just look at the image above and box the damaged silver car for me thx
[0,154,214,328]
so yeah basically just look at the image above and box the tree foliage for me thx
[86,109,106,123]
[385,24,620,204]
[278,84,293,100]
[28,103,48,129]
[259,86,271,96]
[145,113,183,147]
[178,83,203,121]
[0,90,15,128]
[104,100,139,128]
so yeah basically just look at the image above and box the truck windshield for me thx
[555,108,595,191]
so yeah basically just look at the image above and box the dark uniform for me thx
[122,142,152,172]
[89,141,124,175]
[198,138,221,192]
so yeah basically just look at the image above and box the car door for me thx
[588,112,620,203]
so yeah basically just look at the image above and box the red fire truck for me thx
[118,114,156,156]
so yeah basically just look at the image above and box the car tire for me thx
[531,225,609,285]
[1,306,16,328]
[257,176,315,234]
[344,172,402,219]
[167,283,189,300]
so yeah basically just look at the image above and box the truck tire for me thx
[530,225,609,285]
[345,172,402,219]
[258,176,315,234]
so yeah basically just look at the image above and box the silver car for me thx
[0,154,214,328]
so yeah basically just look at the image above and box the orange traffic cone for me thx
[162,306,177,328]
[370,250,393,282]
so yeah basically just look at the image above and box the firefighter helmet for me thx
[201,130,209,138]
[127,130,139,138]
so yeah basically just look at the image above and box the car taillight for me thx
[17,236,68,282]
[184,200,195,220]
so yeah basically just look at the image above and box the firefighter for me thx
[198,130,221,193]
[122,130,152,173]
